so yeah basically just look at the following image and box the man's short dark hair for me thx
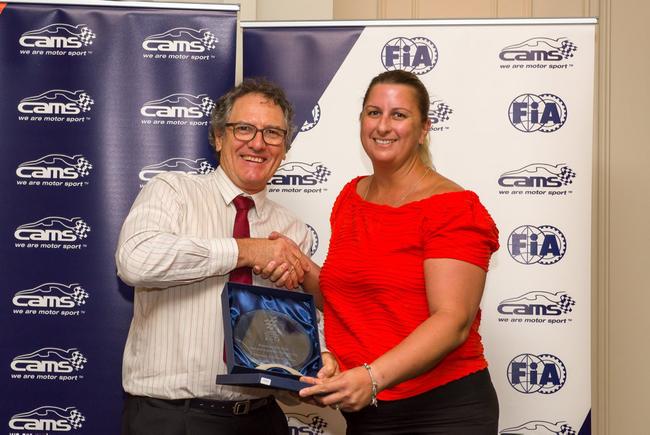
[209,78,295,156]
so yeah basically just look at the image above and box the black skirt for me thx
[343,368,499,435]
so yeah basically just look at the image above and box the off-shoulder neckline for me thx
[350,176,477,210]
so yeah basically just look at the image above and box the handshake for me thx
[237,231,314,291]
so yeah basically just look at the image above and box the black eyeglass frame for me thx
[224,122,287,146]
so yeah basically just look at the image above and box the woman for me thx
[262,70,499,434]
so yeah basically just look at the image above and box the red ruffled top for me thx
[320,177,499,400]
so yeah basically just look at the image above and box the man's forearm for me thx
[116,232,237,288]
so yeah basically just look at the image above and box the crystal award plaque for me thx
[216,282,322,391]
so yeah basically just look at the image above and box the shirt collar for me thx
[214,166,267,218]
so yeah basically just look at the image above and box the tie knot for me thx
[233,195,254,212]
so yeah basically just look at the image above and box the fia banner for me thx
[0,1,237,432]
[243,19,595,435]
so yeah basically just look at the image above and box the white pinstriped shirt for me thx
[116,166,315,400]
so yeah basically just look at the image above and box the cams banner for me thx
[243,19,595,435]
[0,0,236,432]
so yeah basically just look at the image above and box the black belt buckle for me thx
[233,400,251,415]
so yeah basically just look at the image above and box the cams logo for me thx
[268,162,331,194]
[301,104,321,132]
[381,37,438,75]
[140,93,215,126]
[508,225,566,265]
[142,27,218,60]
[507,353,567,394]
[12,282,89,316]
[501,420,576,434]
[9,406,85,431]
[497,291,576,325]
[509,94,567,133]
[19,23,95,56]
[498,163,576,196]
[16,154,93,188]
[429,99,453,131]
[139,158,215,185]
[306,224,319,257]
[14,217,91,250]
[17,89,94,123]
[10,347,87,381]
[286,412,328,435]
[499,37,578,70]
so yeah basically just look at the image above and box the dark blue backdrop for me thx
[0,1,236,432]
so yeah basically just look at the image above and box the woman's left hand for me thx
[299,365,374,412]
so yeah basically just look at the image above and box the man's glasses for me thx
[225,123,287,146]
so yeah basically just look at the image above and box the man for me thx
[116,78,334,434]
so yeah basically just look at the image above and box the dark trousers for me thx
[343,369,499,435]
[121,395,290,435]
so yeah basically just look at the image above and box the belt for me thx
[136,395,272,416]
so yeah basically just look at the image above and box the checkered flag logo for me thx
[313,165,331,183]
[559,166,576,185]
[558,294,576,314]
[560,40,578,59]
[79,26,96,46]
[432,102,453,122]
[76,92,94,112]
[73,219,91,239]
[264,316,281,343]
[309,415,327,434]
[71,285,89,305]
[198,160,215,174]
[264,317,278,332]
[74,157,93,177]
[560,424,576,435]
[201,96,215,116]
[67,408,85,429]
[202,31,218,50]
[70,350,87,371]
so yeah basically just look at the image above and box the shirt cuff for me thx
[208,237,239,276]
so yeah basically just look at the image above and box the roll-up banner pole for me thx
[243,18,596,435]
[1,0,237,431]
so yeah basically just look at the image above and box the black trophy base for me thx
[216,373,311,392]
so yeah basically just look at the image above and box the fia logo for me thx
[139,158,215,183]
[286,412,328,435]
[11,347,87,374]
[509,94,567,132]
[9,406,85,431]
[18,89,94,116]
[500,37,578,62]
[381,37,438,75]
[19,23,96,49]
[142,27,218,52]
[498,163,575,189]
[301,104,321,132]
[500,420,576,434]
[140,93,215,118]
[306,224,319,256]
[507,353,567,394]
[508,225,566,265]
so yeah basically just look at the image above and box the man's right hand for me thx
[237,234,310,289]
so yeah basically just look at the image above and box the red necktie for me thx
[229,195,254,284]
